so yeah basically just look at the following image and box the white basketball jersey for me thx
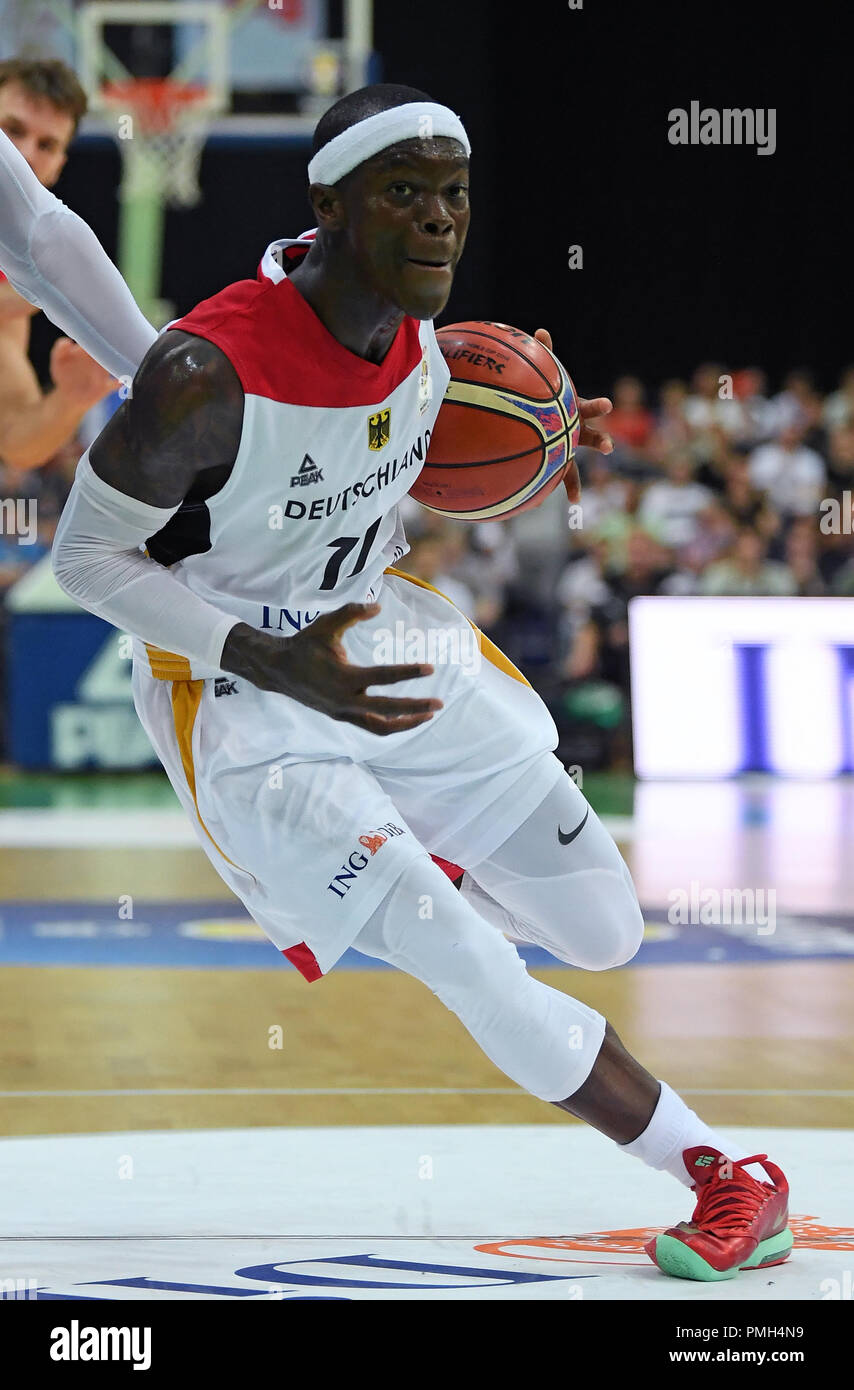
[135,230,450,679]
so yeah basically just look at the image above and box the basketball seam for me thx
[417,468,567,517]
[421,435,569,468]
[416,445,568,511]
[437,325,561,398]
[445,380,579,410]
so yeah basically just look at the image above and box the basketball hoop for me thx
[101,78,213,208]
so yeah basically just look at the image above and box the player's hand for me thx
[534,328,614,505]
[221,603,443,735]
[50,337,117,409]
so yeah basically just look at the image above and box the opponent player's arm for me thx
[0,126,157,380]
[0,326,114,471]
[52,331,441,735]
[0,276,40,324]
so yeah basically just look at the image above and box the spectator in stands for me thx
[684,362,727,431]
[449,522,518,630]
[507,475,578,602]
[400,532,476,616]
[823,365,854,432]
[754,500,785,551]
[552,527,672,767]
[817,519,854,589]
[650,378,692,455]
[783,517,826,596]
[721,453,766,526]
[748,423,826,517]
[638,449,715,548]
[685,362,751,443]
[659,501,738,594]
[605,527,674,607]
[826,422,854,498]
[576,454,629,532]
[767,368,818,435]
[730,368,775,445]
[701,527,796,596]
[555,535,614,646]
[831,555,854,596]
[587,476,663,571]
[606,375,655,455]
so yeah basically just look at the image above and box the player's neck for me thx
[288,251,404,365]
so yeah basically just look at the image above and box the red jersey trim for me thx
[282,941,324,982]
[172,271,422,408]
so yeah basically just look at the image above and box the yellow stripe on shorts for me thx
[145,644,194,680]
[383,565,531,688]
[170,678,256,882]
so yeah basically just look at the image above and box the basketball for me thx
[409,321,582,520]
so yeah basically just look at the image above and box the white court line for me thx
[0,1087,851,1099]
[0,810,197,848]
[0,812,636,849]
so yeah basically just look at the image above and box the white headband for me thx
[307,101,471,186]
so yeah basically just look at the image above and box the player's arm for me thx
[53,331,440,735]
[0,126,156,379]
[0,325,115,471]
[0,276,40,324]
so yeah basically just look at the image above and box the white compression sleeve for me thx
[52,451,240,672]
[0,127,157,380]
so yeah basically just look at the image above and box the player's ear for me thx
[308,183,345,231]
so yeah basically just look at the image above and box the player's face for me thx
[0,81,75,187]
[340,139,470,320]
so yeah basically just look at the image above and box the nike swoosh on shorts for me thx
[558,808,589,845]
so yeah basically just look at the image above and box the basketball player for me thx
[0,59,116,471]
[47,84,791,1282]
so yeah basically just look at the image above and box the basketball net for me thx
[102,78,212,209]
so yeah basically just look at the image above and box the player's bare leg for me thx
[551,1019,658,1141]
[551,1022,791,1280]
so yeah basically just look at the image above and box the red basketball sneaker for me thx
[644,1147,793,1281]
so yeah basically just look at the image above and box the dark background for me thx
[33,0,851,396]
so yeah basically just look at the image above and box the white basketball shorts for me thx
[131,568,564,980]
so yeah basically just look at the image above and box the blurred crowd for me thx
[2,363,853,770]
[397,363,854,770]
[0,433,72,756]
[0,443,69,590]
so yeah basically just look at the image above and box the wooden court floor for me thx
[2,840,851,1138]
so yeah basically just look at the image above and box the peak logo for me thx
[291,454,324,487]
[327,823,406,897]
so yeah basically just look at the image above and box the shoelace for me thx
[690,1154,772,1233]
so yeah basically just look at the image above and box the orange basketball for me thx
[410,321,581,520]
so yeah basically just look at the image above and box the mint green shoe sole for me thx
[650,1226,794,1281]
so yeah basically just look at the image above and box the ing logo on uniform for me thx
[368,409,391,450]
[327,823,405,898]
[359,832,388,855]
